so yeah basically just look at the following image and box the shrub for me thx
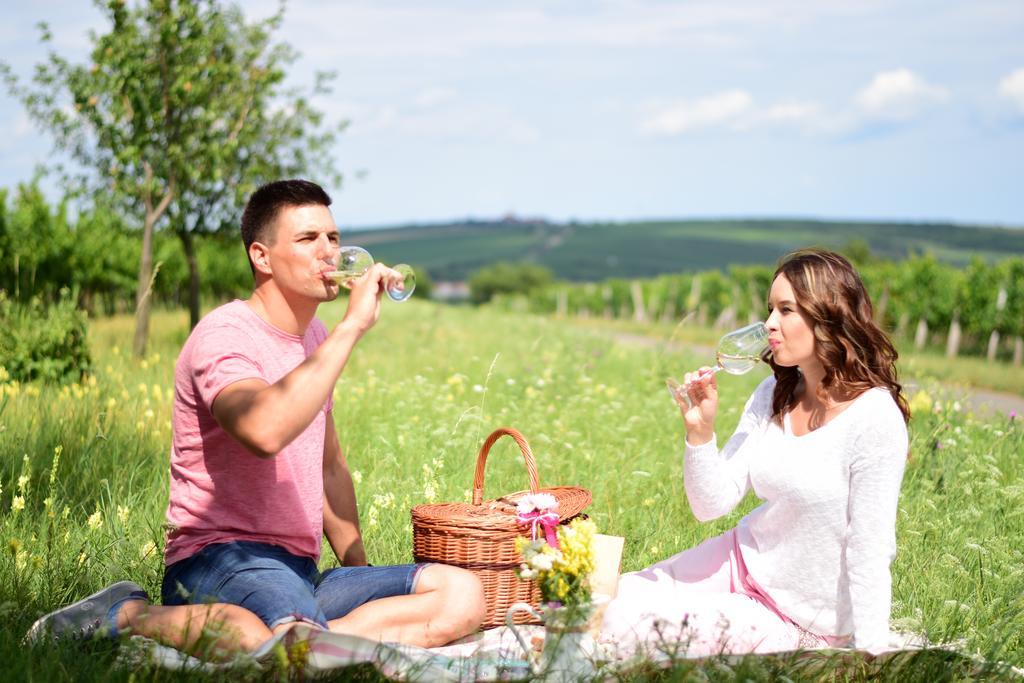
[468,261,554,304]
[0,289,91,384]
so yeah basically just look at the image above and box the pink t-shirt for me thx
[164,299,333,566]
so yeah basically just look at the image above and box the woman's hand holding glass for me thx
[673,368,719,446]
[667,321,769,447]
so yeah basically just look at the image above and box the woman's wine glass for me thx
[326,246,416,302]
[666,321,769,403]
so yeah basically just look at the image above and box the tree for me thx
[2,0,341,353]
[468,262,554,305]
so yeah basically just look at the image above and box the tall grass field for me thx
[2,300,1022,681]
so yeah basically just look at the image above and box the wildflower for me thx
[351,470,363,485]
[530,552,555,571]
[11,496,25,513]
[17,474,29,492]
[909,390,933,415]
[506,378,516,386]
[117,505,131,525]
[8,538,22,556]
[87,509,103,530]
[140,541,158,559]
[472,384,484,393]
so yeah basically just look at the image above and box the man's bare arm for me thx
[210,265,391,458]
[322,416,367,566]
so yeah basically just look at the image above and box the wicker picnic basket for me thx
[411,427,591,629]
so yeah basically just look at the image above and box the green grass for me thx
[2,301,1023,680]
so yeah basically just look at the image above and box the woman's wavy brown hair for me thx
[765,249,910,424]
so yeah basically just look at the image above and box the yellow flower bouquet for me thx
[514,494,597,610]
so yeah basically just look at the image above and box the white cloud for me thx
[414,87,457,108]
[752,101,829,130]
[641,93,840,136]
[282,1,884,58]
[855,69,949,121]
[642,90,753,135]
[998,68,1024,114]
[338,98,539,145]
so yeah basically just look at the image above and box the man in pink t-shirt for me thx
[29,180,485,654]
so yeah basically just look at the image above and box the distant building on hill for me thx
[432,281,470,302]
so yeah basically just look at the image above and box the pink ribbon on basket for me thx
[516,493,561,549]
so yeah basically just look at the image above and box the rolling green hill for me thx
[345,218,1024,282]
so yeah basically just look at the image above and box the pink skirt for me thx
[600,529,847,657]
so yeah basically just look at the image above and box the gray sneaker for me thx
[25,581,150,643]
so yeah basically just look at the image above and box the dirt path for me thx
[610,332,1024,418]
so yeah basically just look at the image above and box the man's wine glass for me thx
[666,321,769,403]
[326,246,416,302]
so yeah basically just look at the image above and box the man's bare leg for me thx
[118,600,273,658]
[326,565,485,647]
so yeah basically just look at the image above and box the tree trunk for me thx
[896,312,910,339]
[133,208,158,358]
[1014,336,1023,367]
[945,316,961,358]
[875,286,889,326]
[555,289,567,318]
[914,318,928,350]
[987,330,1001,362]
[133,173,175,358]
[630,281,646,323]
[179,227,201,329]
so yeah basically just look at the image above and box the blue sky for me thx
[2,0,1023,228]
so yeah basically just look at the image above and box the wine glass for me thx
[326,246,416,302]
[666,321,769,403]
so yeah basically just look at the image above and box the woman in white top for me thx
[601,248,910,657]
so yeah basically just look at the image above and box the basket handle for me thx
[472,427,540,506]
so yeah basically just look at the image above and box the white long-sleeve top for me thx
[684,376,908,650]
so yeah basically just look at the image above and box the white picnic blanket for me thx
[117,625,1022,681]
[118,622,541,680]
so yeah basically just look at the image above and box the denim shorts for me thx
[161,540,426,629]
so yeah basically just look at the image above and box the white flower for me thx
[530,553,555,571]
[516,492,559,516]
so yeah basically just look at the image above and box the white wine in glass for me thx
[326,246,416,302]
[666,321,769,402]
